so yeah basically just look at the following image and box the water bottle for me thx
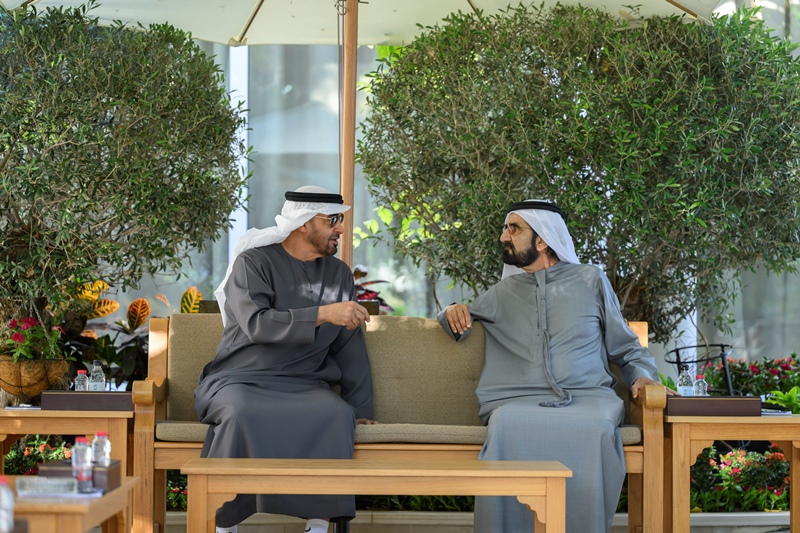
[74,369,89,391]
[89,360,106,392]
[693,374,709,397]
[677,364,694,396]
[0,476,14,533]
[71,437,93,492]
[92,431,112,467]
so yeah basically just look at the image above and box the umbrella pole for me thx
[339,0,359,268]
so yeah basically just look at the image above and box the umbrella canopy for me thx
[2,0,721,46]
[2,0,723,265]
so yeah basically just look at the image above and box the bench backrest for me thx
[161,314,645,426]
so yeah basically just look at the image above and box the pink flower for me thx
[11,332,25,344]
[750,365,760,374]
[20,317,38,330]
[770,368,780,376]
[781,363,791,370]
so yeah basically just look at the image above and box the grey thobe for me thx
[438,261,657,533]
[195,244,374,527]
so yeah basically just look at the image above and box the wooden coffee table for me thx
[182,457,572,533]
[9,476,139,533]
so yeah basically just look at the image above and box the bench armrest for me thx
[632,383,667,410]
[132,378,167,406]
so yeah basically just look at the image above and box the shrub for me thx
[359,4,800,343]
[702,353,800,397]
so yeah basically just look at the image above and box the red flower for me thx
[11,332,25,344]
[181,489,188,495]
[20,317,38,330]
[781,363,791,370]
[749,365,760,374]
[8,319,17,329]
[770,368,780,376]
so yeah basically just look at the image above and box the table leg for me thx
[187,474,209,533]
[108,419,128,475]
[792,442,800,533]
[671,422,691,533]
[517,478,566,533]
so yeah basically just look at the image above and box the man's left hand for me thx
[631,377,678,399]
[356,418,379,425]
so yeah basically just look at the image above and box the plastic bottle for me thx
[92,431,112,467]
[89,360,106,392]
[0,476,14,533]
[693,374,709,397]
[677,364,694,397]
[71,437,93,492]
[74,369,89,392]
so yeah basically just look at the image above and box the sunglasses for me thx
[314,213,345,227]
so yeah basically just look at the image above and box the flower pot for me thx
[0,356,69,397]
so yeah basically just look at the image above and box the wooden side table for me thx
[664,415,800,532]
[10,476,139,533]
[0,410,133,475]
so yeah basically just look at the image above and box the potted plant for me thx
[0,2,249,378]
[0,316,69,397]
[358,4,800,344]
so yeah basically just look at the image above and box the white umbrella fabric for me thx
[1,0,722,46]
[1,0,723,264]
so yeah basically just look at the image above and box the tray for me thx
[40,391,132,411]
[37,459,121,492]
[666,396,761,417]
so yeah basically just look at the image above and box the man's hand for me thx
[631,376,677,399]
[356,418,379,425]
[317,301,370,330]
[445,304,472,335]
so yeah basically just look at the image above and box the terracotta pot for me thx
[0,356,69,397]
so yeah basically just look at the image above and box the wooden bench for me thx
[181,457,572,533]
[132,314,666,533]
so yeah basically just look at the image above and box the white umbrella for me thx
[2,0,723,264]
[2,0,722,45]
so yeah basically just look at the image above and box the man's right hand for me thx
[445,304,472,335]
[318,301,370,330]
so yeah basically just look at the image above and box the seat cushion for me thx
[154,420,641,446]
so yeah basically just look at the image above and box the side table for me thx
[0,410,133,475]
[665,414,800,532]
[10,475,139,533]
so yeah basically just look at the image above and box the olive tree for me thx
[0,2,249,319]
[358,4,800,343]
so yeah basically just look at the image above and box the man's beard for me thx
[308,226,339,256]
[502,241,539,268]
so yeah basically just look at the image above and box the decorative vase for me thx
[0,356,69,397]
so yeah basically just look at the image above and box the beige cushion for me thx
[365,316,485,426]
[355,423,485,444]
[154,420,640,446]
[160,314,644,447]
[156,420,208,442]
[167,314,223,422]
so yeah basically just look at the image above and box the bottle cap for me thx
[75,437,90,444]
[0,476,8,485]
[93,360,103,365]
[95,431,108,437]
[696,375,705,379]
[77,370,87,374]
